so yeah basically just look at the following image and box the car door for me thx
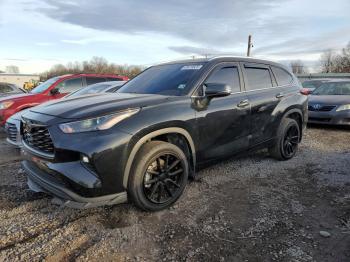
[194,62,251,162]
[241,62,282,146]
[53,77,84,98]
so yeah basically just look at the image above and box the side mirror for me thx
[204,83,232,98]
[50,88,60,96]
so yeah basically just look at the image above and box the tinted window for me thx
[106,77,122,81]
[205,67,240,93]
[272,66,293,86]
[245,67,273,90]
[56,78,83,93]
[86,77,106,86]
[0,84,13,93]
[118,63,205,96]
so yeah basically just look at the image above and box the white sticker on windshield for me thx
[181,65,203,70]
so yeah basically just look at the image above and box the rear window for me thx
[272,66,294,86]
[245,67,273,90]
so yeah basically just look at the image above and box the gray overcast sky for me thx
[1,0,350,73]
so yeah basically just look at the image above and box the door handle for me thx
[276,93,284,99]
[237,99,250,108]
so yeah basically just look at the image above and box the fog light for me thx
[81,155,89,163]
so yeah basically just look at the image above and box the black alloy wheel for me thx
[269,118,300,160]
[282,125,300,158]
[143,153,185,204]
[128,141,189,211]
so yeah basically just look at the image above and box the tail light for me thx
[300,88,310,95]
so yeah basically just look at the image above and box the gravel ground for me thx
[0,125,349,261]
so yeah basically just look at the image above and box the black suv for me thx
[21,57,307,211]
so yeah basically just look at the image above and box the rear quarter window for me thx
[272,66,294,86]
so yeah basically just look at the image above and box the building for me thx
[0,73,40,87]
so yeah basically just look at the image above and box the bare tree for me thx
[319,42,350,73]
[290,60,308,74]
[41,57,144,80]
[5,65,20,74]
[320,49,334,73]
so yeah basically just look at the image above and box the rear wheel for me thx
[128,141,188,211]
[269,118,300,160]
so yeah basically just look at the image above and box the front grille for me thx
[308,104,336,112]
[5,123,17,142]
[22,120,54,155]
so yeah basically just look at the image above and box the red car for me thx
[0,74,128,125]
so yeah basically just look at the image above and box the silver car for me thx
[308,80,350,125]
[4,81,126,147]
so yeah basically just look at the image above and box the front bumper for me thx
[308,110,350,125]
[5,118,22,147]
[23,160,127,208]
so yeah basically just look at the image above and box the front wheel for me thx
[128,141,189,211]
[269,118,300,160]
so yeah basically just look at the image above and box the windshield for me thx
[312,82,350,95]
[118,63,205,96]
[67,83,112,98]
[302,80,325,89]
[30,76,60,94]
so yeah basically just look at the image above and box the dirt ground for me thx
[0,125,349,262]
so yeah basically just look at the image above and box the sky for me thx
[0,0,350,74]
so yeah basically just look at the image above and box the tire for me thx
[269,118,300,161]
[128,141,189,211]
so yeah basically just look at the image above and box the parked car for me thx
[308,80,350,125]
[5,81,127,147]
[65,81,126,98]
[21,57,307,211]
[0,82,26,97]
[0,74,128,126]
[302,79,331,93]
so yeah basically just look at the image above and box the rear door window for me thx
[56,77,83,93]
[244,67,273,91]
[271,66,294,86]
[205,66,241,93]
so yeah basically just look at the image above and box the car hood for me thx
[308,95,350,105]
[0,93,35,102]
[8,108,30,121]
[29,93,172,119]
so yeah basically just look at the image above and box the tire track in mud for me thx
[0,210,100,253]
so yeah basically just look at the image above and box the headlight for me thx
[0,101,14,109]
[59,108,140,133]
[336,104,350,112]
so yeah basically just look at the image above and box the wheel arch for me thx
[123,127,196,188]
[282,108,304,141]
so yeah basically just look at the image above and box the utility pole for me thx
[247,35,253,57]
